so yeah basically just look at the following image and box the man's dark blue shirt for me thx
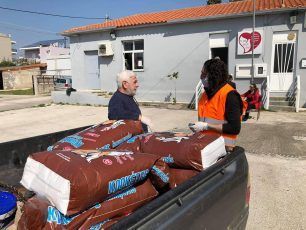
[108,90,147,132]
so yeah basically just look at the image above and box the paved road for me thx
[0,105,305,229]
[0,95,52,112]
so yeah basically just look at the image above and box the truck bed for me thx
[0,127,249,229]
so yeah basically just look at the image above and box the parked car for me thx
[0,127,250,229]
[54,76,72,91]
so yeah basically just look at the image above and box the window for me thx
[273,43,295,73]
[123,40,144,71]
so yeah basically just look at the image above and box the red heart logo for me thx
[239,32,262,53]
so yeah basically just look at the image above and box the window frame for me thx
[122,39,144,72]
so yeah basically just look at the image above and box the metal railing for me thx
[295,75,300,112]
[263,75,270,110]
[195,80,204,110]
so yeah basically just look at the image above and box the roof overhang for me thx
[19,47,40,51]
[168,7,306,24]
[62,7,306,36]
[61,26,116,37]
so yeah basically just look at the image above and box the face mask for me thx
[201,78,209,88]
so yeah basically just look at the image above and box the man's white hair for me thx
[117,70,136,88]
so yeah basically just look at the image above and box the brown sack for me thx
[21,150,163,216]
[48,120,143,151]
[138,132,226,171]
[18,180,158,230]
[89,215,127,230]
[115,134,143,152]
[169,168,199,189]
[149,159,170,191]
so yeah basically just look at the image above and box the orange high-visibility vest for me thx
[198,83,242,147]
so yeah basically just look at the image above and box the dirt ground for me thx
[0,103,305,229]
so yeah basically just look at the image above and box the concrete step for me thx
[269,96,291,102]
[270,100,294,106]
[269,105,296,112]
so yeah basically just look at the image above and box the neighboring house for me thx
[20,38,69,63]
[0,33,17,61]
[46,54,71,76]
[0,63,47,90]
[62,0,306,110]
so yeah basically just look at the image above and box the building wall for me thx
[40,47,70,63]
[46,54,71,76]
[24,49,40,60]
[70,11,306,107]
[2,67,41,90]
[0,34,12,61]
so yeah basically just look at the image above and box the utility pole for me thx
[251,0,256,84]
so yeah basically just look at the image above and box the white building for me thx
[62,0,306,111]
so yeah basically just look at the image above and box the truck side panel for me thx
[0,126,90,187]
[111,147,249,230]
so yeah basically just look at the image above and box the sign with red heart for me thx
[237,30,263,55]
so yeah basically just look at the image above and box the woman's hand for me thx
[189,122,209,132]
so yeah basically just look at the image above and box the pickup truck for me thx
[0,127,250,230]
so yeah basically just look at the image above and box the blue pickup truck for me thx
[0,126,250,229]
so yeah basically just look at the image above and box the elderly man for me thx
[108,70,152,132]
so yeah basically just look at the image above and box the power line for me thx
[0,6,110,20]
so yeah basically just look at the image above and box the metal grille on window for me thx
[273,43,295,73]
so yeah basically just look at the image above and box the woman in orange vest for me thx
[189,59,244,151]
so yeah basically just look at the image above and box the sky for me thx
[0,0,208,56]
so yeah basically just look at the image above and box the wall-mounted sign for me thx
[237,29,263,55]
[301,58,306,68]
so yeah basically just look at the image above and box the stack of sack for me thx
[19,120,170,229]
[47,120,143,151]
[116,131,226,188]
[18,120,227,228]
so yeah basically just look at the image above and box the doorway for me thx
[270,31,297,92]
[209,33,229,68]
[84,50,100,90]
[211,47,228,66]
[0,71,3,90]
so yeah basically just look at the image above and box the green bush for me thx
[0,60,16,67]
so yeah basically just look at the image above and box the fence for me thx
[33,75,69,95]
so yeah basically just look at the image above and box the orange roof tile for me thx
[63,0,306,35]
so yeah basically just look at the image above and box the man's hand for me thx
[140,115,154,129]
[189,122,209,132]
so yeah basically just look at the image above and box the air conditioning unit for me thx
[254,63,267,77]
[98,42,114,56]
[235,64,252,78]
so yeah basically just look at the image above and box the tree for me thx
[207,0,222,5]
[167,72,179,104]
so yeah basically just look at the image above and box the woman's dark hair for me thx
[228,74,233,81]
[203,59,228,90]
[250,83,258,91]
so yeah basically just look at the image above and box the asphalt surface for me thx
[0,95,52,112]
[238,122,306,159]
[0,100,305,229]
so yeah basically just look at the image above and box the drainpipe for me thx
[251,0,256,85]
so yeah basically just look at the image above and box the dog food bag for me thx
[21,149,161,215]
[169,168,199,189]
[18,180,158,230]
[89,215,126,230]
[149,159,170,191]
[48,120,143,151]
[115,134,145,152]
[139,132,226,171]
